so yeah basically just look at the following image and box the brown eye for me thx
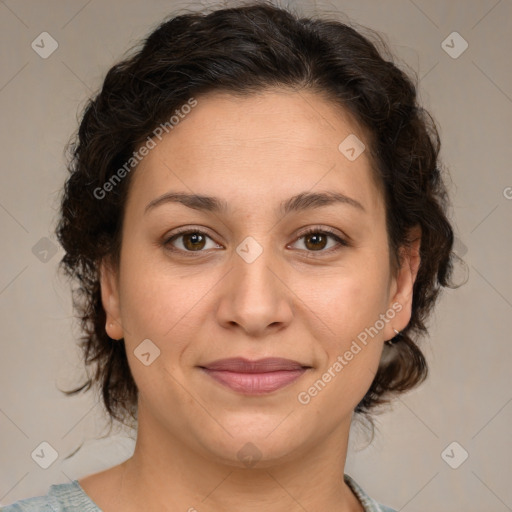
[304,232,329,251]
[291,228,348,255]
[181,232,207,251]
[165,229,222,254]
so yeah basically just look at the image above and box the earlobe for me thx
[387,225,422,336]
[402,225,422,294]
[100,259,124,340]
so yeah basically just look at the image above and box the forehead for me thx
[126,89,383,217]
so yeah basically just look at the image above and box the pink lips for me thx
[200,357,310,395]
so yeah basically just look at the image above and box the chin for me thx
[192,419,313,469]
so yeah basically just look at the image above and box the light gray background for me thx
[0,0,511,510]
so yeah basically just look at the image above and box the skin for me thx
[79,88,421,512]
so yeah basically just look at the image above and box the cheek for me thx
[118,249,222,348]
[295,267,389,415]
[117,266,202,400]
[299,255,391,343]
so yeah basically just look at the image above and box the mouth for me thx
[199,357,312,395]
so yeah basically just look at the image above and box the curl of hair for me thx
[56,1,457,434]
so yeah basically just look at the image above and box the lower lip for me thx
[201,368,307,395]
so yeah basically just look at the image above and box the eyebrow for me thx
[144,190,365,215]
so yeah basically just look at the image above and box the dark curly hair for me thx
[56,1,457,436]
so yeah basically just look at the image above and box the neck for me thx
[105,408,363,512]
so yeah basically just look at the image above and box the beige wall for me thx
[1,1,511,510]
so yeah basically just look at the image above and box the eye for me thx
[163,226,349,257]
[289,227,349,255]
[164,228,223,254]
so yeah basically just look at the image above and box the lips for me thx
[199,357,311,395]
[201,357,309,372]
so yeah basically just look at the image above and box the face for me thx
[102,88,419,467]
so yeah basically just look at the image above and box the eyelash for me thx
[163,226,349,258]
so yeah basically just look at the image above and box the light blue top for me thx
[1,474,396,511]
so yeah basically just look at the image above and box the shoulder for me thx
[1,481,101,512]
[375,505,397,512]
[1,495,55,512]
[344,474,397,512]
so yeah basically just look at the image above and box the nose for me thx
[215,242,293,337]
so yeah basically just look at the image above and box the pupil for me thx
[185,233,205,250]
[307,233,326,250]
[182,232,327,251]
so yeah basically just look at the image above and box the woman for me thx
[3,2,455,511]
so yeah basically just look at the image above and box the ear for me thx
[100,258,124,340]
[385,225,422,340]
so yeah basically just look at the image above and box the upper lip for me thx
[200,357,310,373]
